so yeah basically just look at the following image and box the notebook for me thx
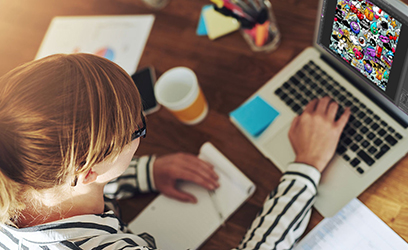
[128,142,255,250]
[230,0,408,217]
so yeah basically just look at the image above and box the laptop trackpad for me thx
[262,124,296,172]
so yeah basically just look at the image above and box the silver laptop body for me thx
[231,0,408,217]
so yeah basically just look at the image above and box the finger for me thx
[288,116,300,141]
[303,98,319,113]
[181,154,219,180]
[336,107,351,130]
[175,169,219,190]
[316,96,331,115]
[178,155,219,184]
[327,101,339,121]
[164,188,197,203]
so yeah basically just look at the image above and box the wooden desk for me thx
[1,0,408,248]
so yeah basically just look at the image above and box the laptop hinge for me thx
[320,55,408,129]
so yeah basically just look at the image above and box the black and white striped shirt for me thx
[0,156,320,250]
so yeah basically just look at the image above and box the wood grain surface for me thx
[1,0,408,248]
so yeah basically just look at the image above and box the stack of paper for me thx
[294,198,408,250]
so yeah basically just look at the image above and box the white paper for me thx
[36,15,154,74]
[294,198,408,250]
[128,142,255,250]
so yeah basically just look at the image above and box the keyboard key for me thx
[345,100,353,107]
[380,121,387,127]
[356,167,365,174]
[371,123,379,131]
[350,158,361,167]
[360,103,366,109]
[290,76,300,85]
[357,150,375,166]
[355,134,363,142]
[281,93,288,100]
[357,112,366,119]
[349,115,355,122]
[351,106,359,113]
[368,146,377,154]
[336,145,347,155]
[367,109,373,114]
[395,133,403,140]
[361,140,370,148]
[283,82,290,89]
[374,138,382,146]
[286,98,293,106]
[343,154,350,161]
[353,120,362,128]
[373,114,380,120]
[301,99,308,106]
[367,132,375,140]
[375,144,390,159]
[316,88,324,95]
[360,126,368,134]
[378,129,386,137]
[347,128,356,136]
[385,135,398,146]
[350,144,359,152]
[296,71,305,78]
[364,117,373,125]
[343,137,352,145]
[275,88,283,95]
[291,104,301,113]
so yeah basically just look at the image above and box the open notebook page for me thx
[128,142,255,250]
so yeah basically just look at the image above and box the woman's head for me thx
[0,53,142,224]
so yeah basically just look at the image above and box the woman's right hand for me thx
[288,96,350,172]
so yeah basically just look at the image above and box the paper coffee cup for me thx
[154,67,208,125]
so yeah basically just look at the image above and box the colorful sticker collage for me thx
[329,0,402,91]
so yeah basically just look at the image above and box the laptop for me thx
[231,0,408,217]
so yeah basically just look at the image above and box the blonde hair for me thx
[0,53,142,225]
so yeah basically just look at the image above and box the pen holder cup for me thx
[142,0,169,9]
[240,1,280,52]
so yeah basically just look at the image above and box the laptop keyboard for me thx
[274,61,403,175]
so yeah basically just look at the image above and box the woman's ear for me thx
[81,169,98,185]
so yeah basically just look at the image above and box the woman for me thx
[0,53,349,249]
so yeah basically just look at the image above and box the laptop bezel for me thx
[313,0,408,127]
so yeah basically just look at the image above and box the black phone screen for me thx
[131,67,159,113]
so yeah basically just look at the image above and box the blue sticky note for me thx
[196,5,212,36]
[230,95,280,137]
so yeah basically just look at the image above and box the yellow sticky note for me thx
[203,8,240,40]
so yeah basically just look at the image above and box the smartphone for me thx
[131,66,160,115]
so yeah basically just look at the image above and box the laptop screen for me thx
[317,0,408,115]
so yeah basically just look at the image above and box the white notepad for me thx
[294,198,408,250]
[128,142,256,250]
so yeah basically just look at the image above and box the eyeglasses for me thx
[131,113,146,140]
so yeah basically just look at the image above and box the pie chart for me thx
[94,47,115,61]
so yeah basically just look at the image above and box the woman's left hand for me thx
[153,153,219,203]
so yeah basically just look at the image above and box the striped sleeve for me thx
[234,163,321,250]
[104,155,157,200]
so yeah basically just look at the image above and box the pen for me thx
[208,190,225,226]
